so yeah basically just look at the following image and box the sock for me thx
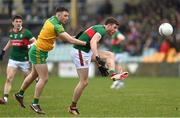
[109,70,117,76]
[32,98,39,105]
[3,94,8,102]
[3,97,8,102]
[19,89,25,96]
[71,101,77,108]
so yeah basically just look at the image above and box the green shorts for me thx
[29,45,48,64]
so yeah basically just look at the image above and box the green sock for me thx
[32,98,39,105]
[19,89,24,96]
[109,70,117,76]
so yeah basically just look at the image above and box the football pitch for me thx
[0,75,180,117]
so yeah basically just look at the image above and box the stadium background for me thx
[0,0,180,117]
[0,0,180,77]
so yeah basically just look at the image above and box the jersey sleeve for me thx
[54,24,65,34]
[96,28,106,38]
[26,29,34,40]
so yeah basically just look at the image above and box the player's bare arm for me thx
[29,37,36,44]
[58,32,86,46]
[116,33,125,44]
[0,40,12,60]
[3,40,12,51]
[90,32,101,57]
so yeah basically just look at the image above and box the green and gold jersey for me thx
[74,25,106,52]
[35,16,65,51]
[9,27,34,61]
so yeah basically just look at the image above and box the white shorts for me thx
[71,48,93,69]
[115,53,124,63]
[7,59,30,73]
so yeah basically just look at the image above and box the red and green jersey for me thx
[9,27,34,61]
[111,31,123,53]
[74,25,106,52]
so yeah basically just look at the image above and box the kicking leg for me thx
[96,50,128,80]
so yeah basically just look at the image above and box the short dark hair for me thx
[55,7,69,13]
[12,15,23,21]
[105,17,119,26]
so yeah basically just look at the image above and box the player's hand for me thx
[75,31,90,47]
[96,56,105,66]
[0,50,5,60]
[98,66,109,76]
[85,41,90,47]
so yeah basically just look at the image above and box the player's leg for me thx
[69,68,89,115]
[111,54,125,89]
[111,80,124,89]
[69,48,92,115]
[29,64,48,114]
[20,60,37,85]
[97,50,115,70]
[33,64,48,103]
[15,64,38,108]
[19,65,38,92]
[19,61,30,78]
[0,61,17,104]
[27,45,47,114]
[96,50,128,80]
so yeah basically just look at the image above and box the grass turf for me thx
[0,75,180,117]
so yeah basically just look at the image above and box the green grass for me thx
[0,75,180,117]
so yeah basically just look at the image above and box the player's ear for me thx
[12,21,14,26]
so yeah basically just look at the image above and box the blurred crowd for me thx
[0,0,180,61]
[120,0,180,56]
[100,0,180,57]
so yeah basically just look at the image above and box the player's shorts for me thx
[71,48,93,69]
[115,53,124,63]
[29,45,48,64]
[7,59,30,73]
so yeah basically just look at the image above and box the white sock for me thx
[3,97,8,102]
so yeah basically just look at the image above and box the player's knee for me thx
[32,73,38,79]
[36,78,48,85]
[44,78,48,83]
[6,76,13,83]
[81,80,88,87]
[42,77,48,84]
[83,81,88,87]
[108,52,115,59]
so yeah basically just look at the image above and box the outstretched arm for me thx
[0,40,12,60]
[29,37,36,44]
[114,33,125,44]
[3,40,12,51]
[28,37,36,48]
[58,32,86,46]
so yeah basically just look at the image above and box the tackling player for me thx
[14,7,87,114]
[0,15,35,104]
[69,17,128,115]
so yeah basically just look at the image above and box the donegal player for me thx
[14,7,87,114]
[0,15,35,104]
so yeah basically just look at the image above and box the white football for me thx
[159,23,173,36]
